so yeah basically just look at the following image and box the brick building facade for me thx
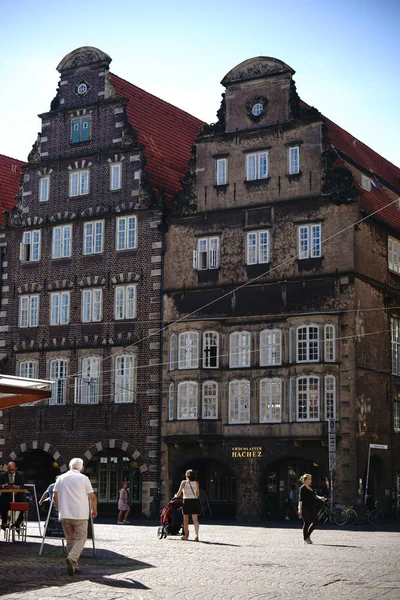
[161,57,400,520]
[0,47,202,516]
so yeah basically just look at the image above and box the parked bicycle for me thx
[317,502,347,525]
[343,501,384,525]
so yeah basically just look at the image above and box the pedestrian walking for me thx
[285,484,296,520]
[298,473,326,544]
[117,481,131,524]
[174,469,200,542]
[54,458,97,576]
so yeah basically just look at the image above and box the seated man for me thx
[0,461,26,531]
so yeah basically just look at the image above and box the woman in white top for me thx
[174,469,200,541]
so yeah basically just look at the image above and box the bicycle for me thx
[366,501,384,525]
[317,502,347,525]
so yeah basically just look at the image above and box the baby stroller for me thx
[157,497,183,539]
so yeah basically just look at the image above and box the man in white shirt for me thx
[54,458,97,576]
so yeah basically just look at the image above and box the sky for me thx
[0,0,399,167]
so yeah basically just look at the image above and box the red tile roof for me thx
[110,73,204,200]
[0,154,24,226]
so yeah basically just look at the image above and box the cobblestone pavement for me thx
[1,521,400,600]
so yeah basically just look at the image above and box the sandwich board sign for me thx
[39,497,95,556]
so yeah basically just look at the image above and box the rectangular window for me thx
[260,378,282,422]
[394,402,400,432]
[39,176,50,202]
[84,220,104,255]
[177,381,198,419]
[297,376,320,421]
[82,288,102,323]
[246,230,269,265]
[19,295,39,328]
[260,329,282,366]
[178,332,199,369]
[229,380,250,424]
[297,325,319,362]
[324,375,336,420]
[388,237,400,274]
[193,237,220,270]
[289,146,300,175]
[229,332,251,368]
[324,324,335,362]
[298,224,321,259]
[391,318,400,375]
[52,225,71,259]
[169,334,176,371]
[50,292,70,325]
[19,360,37,379]
[74,357,100,404]
[114,285,137,320]
[110,163,122,190]
[202,381,218,419]
[71,116,91,143]
[168,383,174,420]
[20,230,41,262]
[116,216,137,251]
[49,359,67,405]
[246,151,269,181]
[114,355,136,403]
[203,331,219,368]
[361,174,371,191]
[69,170,89,197]
[216,158,227,185]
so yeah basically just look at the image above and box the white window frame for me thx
[178,331,199,369]
[203,331,219,369]
[169,334,176,371]
[69,170,89,197]
[52,225,72,259]
[116,216,137,251]
[193,237,220,270]
[288,146,300,175]
[324,375,336,420]
[177,381,198,420]
[260,329,282,366]
[391,318,400,375]
[394,402,400,432]
[168,383,174,420]
[246,151,269,181]
[298,224,321,259]
[110,163,122,190]
[259,378,282,423]
[50,291,70,325]
[82,288,102,323]
[74,356,100,404]
[228,379,250,424]
[216,158,227,185]
[388,237,400,274]
[296,376,320,421]
[39,176,50,202]
[229,331,251,368]
[83,220,104,255]
[19,295,39,328]
[20,230,41,262]
[49,359,68,405]
[296,325,319,363]
[246,230,269,265]
[19,360,37,379]
[324,324,335,362]
[114,355,136,403]
[114,285,137,320]
[202,381,218,419]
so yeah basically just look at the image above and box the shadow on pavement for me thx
[316,544,361,548]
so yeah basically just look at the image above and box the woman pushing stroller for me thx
[173,469,200,541]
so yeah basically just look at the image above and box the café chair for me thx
[5,501,29,542]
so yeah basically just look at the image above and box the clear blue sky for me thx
[1,0,399,167]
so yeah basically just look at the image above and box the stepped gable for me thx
[110,73,204,199]
[0,154,24,225]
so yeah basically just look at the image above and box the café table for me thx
[0,488,28,542]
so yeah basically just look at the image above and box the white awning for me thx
[0,374,52,409]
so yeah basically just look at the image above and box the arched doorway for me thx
[86,450,142,516]
[261,457,323,520]
[16,450,60,502]
[175,458,236,519]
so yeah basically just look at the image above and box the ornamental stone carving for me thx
[57,46,112,73]
[221,57,294,87]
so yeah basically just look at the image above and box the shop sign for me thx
[231,446,263,458]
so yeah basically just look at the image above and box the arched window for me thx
[114,355,136,403]
[177,382,198,420]
[75,357,100,404]
[178,332,199,369]
[169,334,176,371]
[228,380,250,424]
[260,378,282,422]
[324,375,336,420]
[260,329,282,366]
[324,325,335,362]
[229,332,251,368]
[296,376,319,421]
[168,383,174,420]
[296,325,319,363]
[202,381,218,419]
[203,331,219,368]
